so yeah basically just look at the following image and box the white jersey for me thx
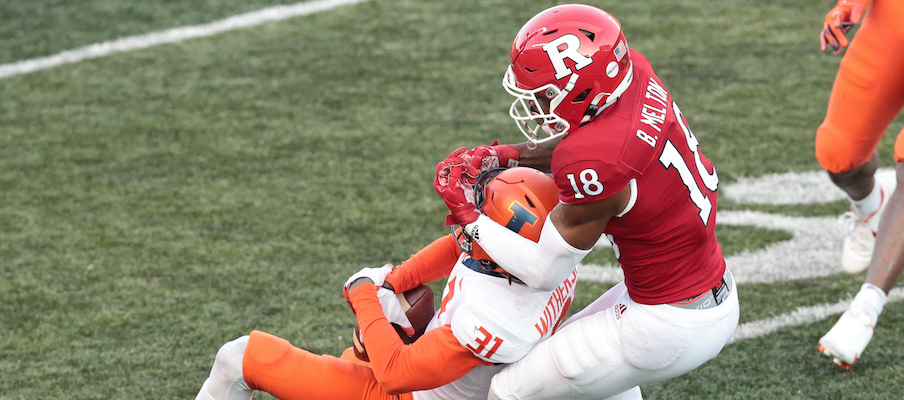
[413,253,579,400]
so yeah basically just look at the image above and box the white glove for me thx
[377,288,414,335]
[344,264,394,290]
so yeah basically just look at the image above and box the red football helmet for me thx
[454,167,559,262]
[504,4,634,143]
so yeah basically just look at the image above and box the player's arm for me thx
[346,282,489,394]
[506,137,562,173]
[465,184,631,290]
[383,234,463,293]
[438,138,561,178]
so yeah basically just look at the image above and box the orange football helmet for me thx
[455,167,559,262]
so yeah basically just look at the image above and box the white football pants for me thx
[489,271,739,399]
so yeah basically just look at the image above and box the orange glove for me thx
[820,0,871,54]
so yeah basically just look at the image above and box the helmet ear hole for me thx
[572,89,591,103]
[583,104,599,122]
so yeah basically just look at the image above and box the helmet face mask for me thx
[453,167,559,263]
[504,4,634,144]
[504,66,571,143]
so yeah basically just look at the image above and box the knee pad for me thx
[552,312,625,385]
[815,124,869,174]
[244,330,293,368]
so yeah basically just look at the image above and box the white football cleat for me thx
[839,184,890,274]
[818,308,874,369]
[817,284,887,369]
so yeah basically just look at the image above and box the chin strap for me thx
[581,61,635,124]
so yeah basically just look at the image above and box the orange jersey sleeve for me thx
[384,234,462,292]
[348,283,489,394]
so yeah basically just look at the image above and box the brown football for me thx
[352,284,435,362]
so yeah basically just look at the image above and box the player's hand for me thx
[344,264,394,291]
[434,164,480,226]
[377,287,415,335]
[470,141,521,172]
[344,264,394,315]
[435,147,481,188]
[820,0,869,54]
[435,148,481,226]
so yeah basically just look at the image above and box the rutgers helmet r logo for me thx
[541,34,593,79]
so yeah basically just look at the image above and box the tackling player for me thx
[434,4,739,399]
[815,0,904,369]
[195,167,579,400]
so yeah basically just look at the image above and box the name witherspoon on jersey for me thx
[534,268,579,336]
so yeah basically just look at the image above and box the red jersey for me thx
[550,50,725,304]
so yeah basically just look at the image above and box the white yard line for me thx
[730,288,904,343]
[0,0,370,79]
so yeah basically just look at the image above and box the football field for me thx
[1,0,903,398]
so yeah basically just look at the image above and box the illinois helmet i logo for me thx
[467,167,558,263]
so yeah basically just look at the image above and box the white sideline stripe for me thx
[0,0,370,79]
[729,287,904,344]
[723,168,896,205]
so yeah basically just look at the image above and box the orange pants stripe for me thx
[242,330,414,400]
[815,0,904,173]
